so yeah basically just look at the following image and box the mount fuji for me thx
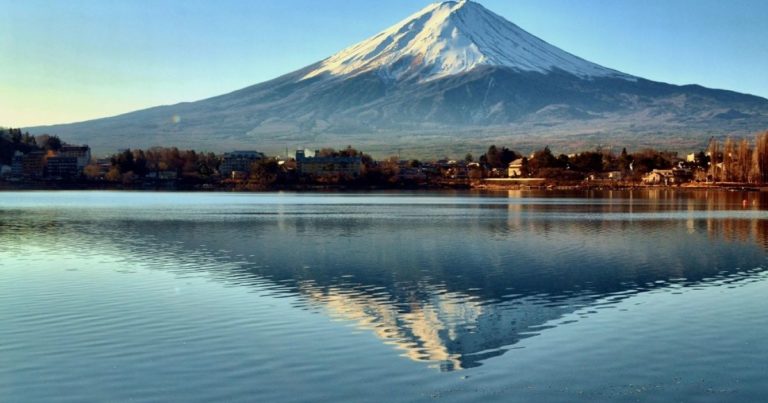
[30,0,768,155]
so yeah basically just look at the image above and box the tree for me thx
[198,161,214,178]
[693,151,709,171]
[36,135,56,151]
[631,149,673,176]
[105,167,122,182]
[723,138,735,182]
[10,129,21,144]
[21,132,36,146]
[751,132,768,183]
[113,149,135,174]
[83,164,102,180]
[618,147,633,172]
[735,139,751,183]
[43,135,62,151]
[708,138,720,182]
[379,156,400,184]
[570,151,603,173]
[528,146,559,174]
[133,149,149,177]
[480,145,519,168]
[520,157,530,177]
[339,146,360,157]
[249,159,280,188]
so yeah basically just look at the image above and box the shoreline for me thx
[471,182,767,192]
[1,180,766,193]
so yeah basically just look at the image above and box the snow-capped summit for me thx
[303,0,631,82]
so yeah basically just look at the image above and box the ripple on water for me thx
[1,191,768,402]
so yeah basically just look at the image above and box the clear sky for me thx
[2,0,767,128]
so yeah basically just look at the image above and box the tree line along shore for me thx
[2,127,768,191]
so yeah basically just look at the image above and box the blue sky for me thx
[2,0,767,127]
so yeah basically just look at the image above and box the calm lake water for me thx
[1,190,767,402]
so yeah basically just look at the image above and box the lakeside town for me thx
[2,127,768,191]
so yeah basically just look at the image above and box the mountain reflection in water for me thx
[1,190,766,372]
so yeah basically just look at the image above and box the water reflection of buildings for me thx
[2,192,768,371]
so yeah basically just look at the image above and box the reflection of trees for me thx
[706,214,768,248]
[1,193,767,371]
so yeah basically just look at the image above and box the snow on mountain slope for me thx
[303,0,632,82]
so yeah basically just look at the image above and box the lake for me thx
[1,190,767,402]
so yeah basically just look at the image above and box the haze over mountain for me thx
[29,0,768,155]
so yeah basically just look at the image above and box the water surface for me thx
[1,190,767,402]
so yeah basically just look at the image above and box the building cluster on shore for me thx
[3,127,768,190]
[4,146,91,182]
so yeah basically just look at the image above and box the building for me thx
[146,170,178,180]
[295,150,362,178]
[441,160,468,179]
[219,151,265,178]
[11,151,24,180]
[21,151,46,179]
[508,158,524,178]
[643,169,673,185]
[607,171,624,180]
[46,156,79,179]
[642,168,692,185]
[59,145,92,170]
[397,167,427,182]
[587,171,624,181]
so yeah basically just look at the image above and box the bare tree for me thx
[735,139,751,183]
[723,138,734,182]
[751,132,768,183]
[707,138,720,182]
